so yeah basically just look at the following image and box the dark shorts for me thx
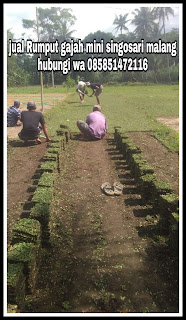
[18,129,40,141]
[95,88,102,96]
[94,85,103,96]
[77,120,90,135]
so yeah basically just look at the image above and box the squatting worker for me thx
[7,100,22,126]
[77,105,108,141]
[86,82,103,105]
[18,101,51,144]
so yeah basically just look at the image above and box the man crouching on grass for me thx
[18,101,51,144]
[77,105,108,141]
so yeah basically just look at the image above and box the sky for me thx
[4,3,181,41]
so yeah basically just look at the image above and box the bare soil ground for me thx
[7,93,67,111]
[7,132,179,313]
[156,116,179,133]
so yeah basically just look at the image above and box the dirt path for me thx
[21,135,178,314]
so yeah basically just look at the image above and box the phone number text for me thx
[86,57,148,72]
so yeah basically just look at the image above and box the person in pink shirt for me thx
[77,105,108,141]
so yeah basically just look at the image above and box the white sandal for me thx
[113,182,123,195]
[101,182,114,196]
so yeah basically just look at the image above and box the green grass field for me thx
[8,84,179,152]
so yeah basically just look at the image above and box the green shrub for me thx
[62,75,76,88]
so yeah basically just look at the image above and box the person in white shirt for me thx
[76,81,89,103]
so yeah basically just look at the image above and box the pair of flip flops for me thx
[101,182,123,196]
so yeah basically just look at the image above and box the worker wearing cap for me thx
[86,82,103,105]
[7,100,22,126]
[18,101,51,144]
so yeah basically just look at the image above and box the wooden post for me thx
[36,7,44,111]
[50,53,55,87]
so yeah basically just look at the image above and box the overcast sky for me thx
[4,3,181,41]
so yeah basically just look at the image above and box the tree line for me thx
[7,6,179,87]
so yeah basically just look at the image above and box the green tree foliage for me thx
[152,7,174,36]
[22,7,76,42]
[22,7,77,86]
[7,30,31,87]
[131,7,157,41]
[113,14,129,35]
[7,6,179,87]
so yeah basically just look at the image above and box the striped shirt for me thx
[7,106,21,126]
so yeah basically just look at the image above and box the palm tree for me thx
[152,7,174,80]
[131,7,156,41]
[152,7,174,37]
[58,21,76,42]
[113,14,129,35]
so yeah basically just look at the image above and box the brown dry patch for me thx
[156,116,179,132]
[7,93,68,111]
